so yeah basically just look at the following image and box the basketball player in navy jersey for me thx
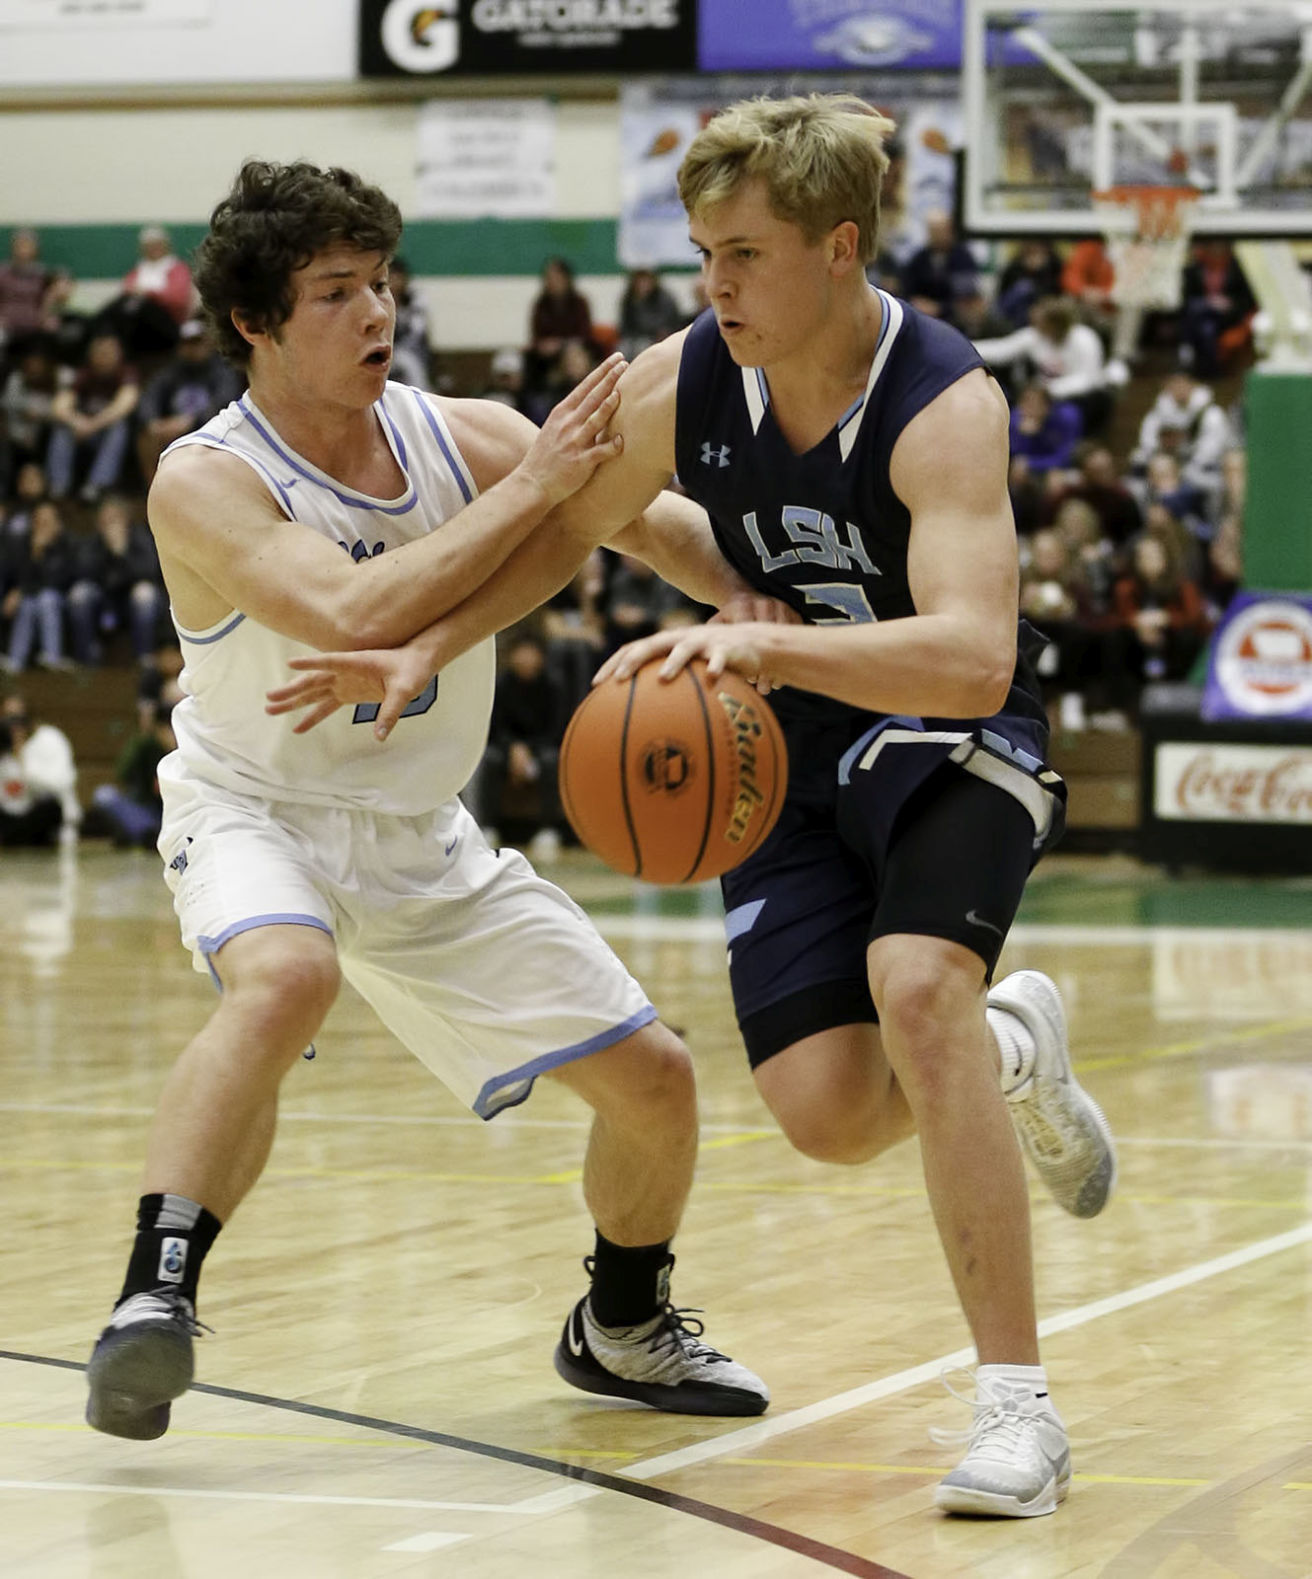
[270,98,1117,1517]
[84,159,771,1444]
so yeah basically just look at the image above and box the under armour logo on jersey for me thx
[701,443,732,468]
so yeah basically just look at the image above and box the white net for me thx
[1094,186,1200,310]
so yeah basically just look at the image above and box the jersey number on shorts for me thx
[352,676,439,727]
[795,583,878,624]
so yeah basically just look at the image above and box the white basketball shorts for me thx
[157,767,656,1118]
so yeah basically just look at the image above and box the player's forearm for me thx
[393,522,593,673]
[338,468,556,648]
[611,508,748,609]
[755,614,1015,718]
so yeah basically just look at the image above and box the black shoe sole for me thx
[86,1326,194,1440]
[553,1338,768,1417]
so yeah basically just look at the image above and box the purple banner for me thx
[1202,592,1312,722]
[697,0,963,72]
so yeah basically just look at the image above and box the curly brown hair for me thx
[194,160,403,367]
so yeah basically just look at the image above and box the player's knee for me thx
[578,1021,696,1133]
[215,935,340,1053]
[872,964,970,1099]
[630,1023,697,1120]
[778,1103,881,1166]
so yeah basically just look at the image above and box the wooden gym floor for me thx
[1,844,1310,1578]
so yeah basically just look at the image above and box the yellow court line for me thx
[1074,1473,1217,1487]
[0,1420,642,1463]
[544,1449,639,1462]
[721,1456,1214,1488]
[698,1131,778,1151]
[0,1423,424,1447]
[701,1178,1312,1213]
[1,1156,1309,1215]
[0,1423,1279,1492]
[0,1159,587,1188]
[1079,1016,1312,1073]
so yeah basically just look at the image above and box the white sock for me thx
[976,1363,1053,1409]
[989,1005,1036,1095]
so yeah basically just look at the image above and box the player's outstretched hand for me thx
[265,641,435,742]
[520,351,626,508]
[593,623,781,696]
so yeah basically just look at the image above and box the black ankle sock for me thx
[117,1193,223,1309]
[587,1233,673,1328]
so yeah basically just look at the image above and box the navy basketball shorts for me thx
[722,760,1041,1069]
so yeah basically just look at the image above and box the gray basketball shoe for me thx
[991,969,1117,1218]
[86,1288,205,1440]
[554,1267,768,1416]
[934,1369,1072,1517]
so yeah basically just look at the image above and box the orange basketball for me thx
[558,659,788,884]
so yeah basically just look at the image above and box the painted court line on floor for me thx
[0,1479,528,1513]
[593,916,1312,947]
[383,1532,470,1552]
[509,1219,1312,1512]
[0,1357,909,1579]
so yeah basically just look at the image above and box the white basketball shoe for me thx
[989,970,1117,1218]
[934,1366,1072,1517]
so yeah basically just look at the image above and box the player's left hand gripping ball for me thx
[558,657,787,884]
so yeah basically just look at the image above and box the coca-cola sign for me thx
[1154,742,1312,823]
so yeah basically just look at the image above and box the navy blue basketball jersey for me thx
[674,291,1051,768]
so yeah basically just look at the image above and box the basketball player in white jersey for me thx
[85,159,770,1441]
[268,100,1118,1519]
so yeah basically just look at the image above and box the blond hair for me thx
[678,95,895,265]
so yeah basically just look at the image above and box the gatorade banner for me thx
[359,0,697,78]
[1201,592,1312,722]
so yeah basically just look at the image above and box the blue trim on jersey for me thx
[379,391,409,471]
[236,396,419,517]
[838,715,923,785]
[198,913,332,968]
[172,432,298,517]
[178,612,246,645]
[981,728,1043,775]
[835,296,895,442]
[835,394,864,432]
[472,1003,659,1120]
[725,899,767,943]
[410,389,474,506]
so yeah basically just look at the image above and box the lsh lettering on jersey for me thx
[743,507,880,577]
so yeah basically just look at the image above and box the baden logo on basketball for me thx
[1214,599,1312,716]
[642,741,693,794]
[718,692,767,843]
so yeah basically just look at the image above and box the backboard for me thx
[963,0,1312,235]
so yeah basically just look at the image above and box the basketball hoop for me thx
[1093,185,1200,311]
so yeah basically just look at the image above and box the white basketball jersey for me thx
[161,383,495,815]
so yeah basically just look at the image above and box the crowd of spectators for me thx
[867,216,1251,737]
[1004,354,1244,731]
[0,225,244,677]
[1,219,1256,854]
